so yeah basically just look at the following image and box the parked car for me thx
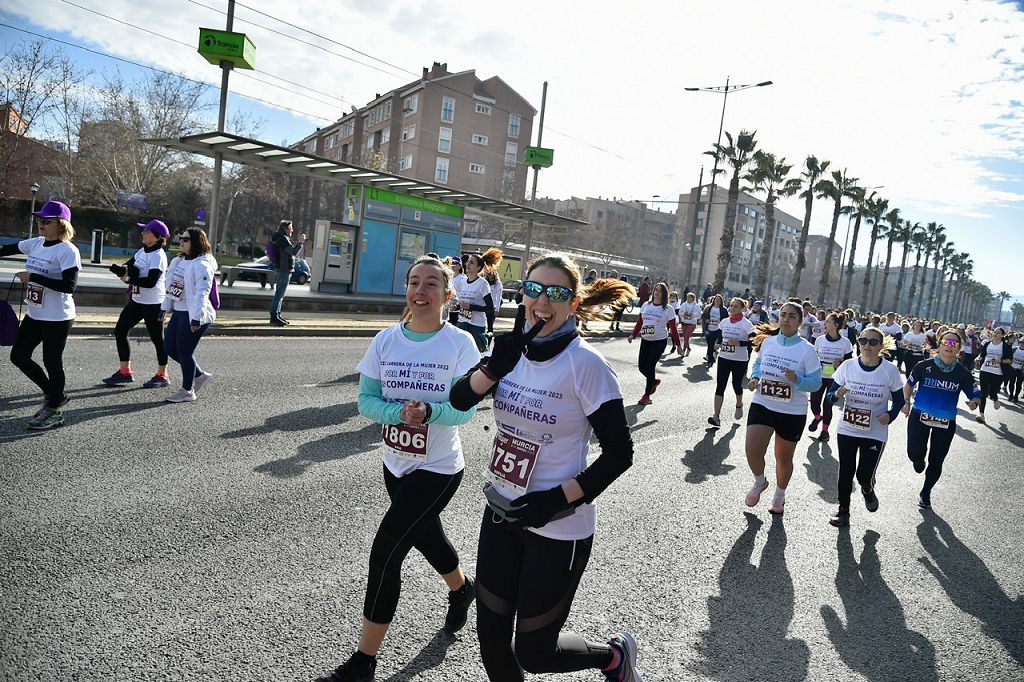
[502,279,523,303]
[235,256,311,285]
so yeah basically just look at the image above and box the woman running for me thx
[903,330,981,509]
[975,327,1012,424]
[1009,336,1024,403]
[101,219,170,388]
[3,200,80,430]
[800,301,821,342]
[446,256,465,326]
[450,254,642,682]
[667,291,681,353]
[701,294,727,367]
[455,251,498,353]
[161,227,217,403]
[825,326,905,527]
[677,292,701,357]
[901,320,928,377]
[316,256,480,682]
[808,312,854,442]
[629,281,681,405]
[484,253,504,347]
[744,301,823,515]
[708,297,754,426]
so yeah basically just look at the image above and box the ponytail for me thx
[577,278,636,322]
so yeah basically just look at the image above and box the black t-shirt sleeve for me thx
[129,268,163,288]
[29,266,79,293]
[575,399,633,504]
[0,243,21,258]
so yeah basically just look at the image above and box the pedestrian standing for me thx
[449,256,643,682]
[701,294,728,367]
[708,297,755,426]
[162,227,217,403]
[975,327,1012,423]
[269,220,306,326]
[316,256,480,682]
[808,313,854,441]
[677,292,701,356]
[629,282,681,405]
[2,200,80,430]
[101,219,170,388]
[637,276,651,306]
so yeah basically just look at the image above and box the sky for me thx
[1,0,1022,301]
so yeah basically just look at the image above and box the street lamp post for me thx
[684,78,772,292]
[28,181,40,237]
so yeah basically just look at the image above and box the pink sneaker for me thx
[769,499,785,515]
[744,479,769,507]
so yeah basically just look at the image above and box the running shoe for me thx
[270,317,286,327]
[652,379,661,394]
[604,631,643,682]
[165,388,196,403]
[976,415,985,424]
[443,576,475,633]
[808,415,822,432]
[707,415,721,427]
[193,371,213,392]
[862,488,879,512]
[734,405,744,420]
[27,407,64,431]
[744,479,769,507]
[638,394,652,405]
[818,431,831,442]
[315,652,377,682]
[142,373,170,389]
[33,395,69,419]
[101,369,134,386]
[993,396,1000,410]
[279,317,291,325]
[829,506,850,527]
[768,498,785,515]
[918,493,931,510]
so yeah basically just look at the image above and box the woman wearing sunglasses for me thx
[701,293,728,367]
[901,320,928,377]
[2,200,81,430]
[455,250,500,352]
[161,228,217,403]
[629,281,680,405]
[975,327,1012,423]
[824,327,905,527]
[744,301,822,515]
[808,312,854,442]
[707,296,754,426]
[449,255,643,681]
[903,330,981,509]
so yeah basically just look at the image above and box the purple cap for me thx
[32,200,71,221]
[450,256,462,265]
[137,219,170,238]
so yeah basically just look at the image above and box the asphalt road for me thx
[2,334,1023,681]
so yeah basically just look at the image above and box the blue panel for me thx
[431,231,462,259]
[392,228,430,295]
[356,219,398,294]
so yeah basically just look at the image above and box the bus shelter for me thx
[142,132,586,296]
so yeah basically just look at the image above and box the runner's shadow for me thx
[822,529,937,681]
[254,422,380,478]
[805,439,839,504]
[316,372,360,387]
[0,400,165,443]
[987,422,1024,449]
[381,630,456,681]
[221,402,359,438]
[916,510,1024,665]
[956,425,977,442]
[693,513,809,681]
[624,403,646,427]
[682,364,712,384]
[680,425,738,484]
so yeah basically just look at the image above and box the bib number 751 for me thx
[487,428,541,494]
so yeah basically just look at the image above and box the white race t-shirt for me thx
[358,323,480,477]
[831,358,905,442]
[880,322,903,339]
[801,314,822,340]
[637,302,674,341]
[706,306,723,332]
[129,246,167,305]
[18,237,81,321]
[678,302,701,325]
[488,336,622,541]
[980,342,1005,375]
[1012,347,1024,371]
[752,334,822,416]
[489,277,503,315]
[815,334,854,378]
[902,331,927,354]
[718,316,755,362]
[456,276,491,328]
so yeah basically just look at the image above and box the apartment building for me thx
[801,234,844,302]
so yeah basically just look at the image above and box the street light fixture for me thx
[28,181,40,237]
[684,77,773,291]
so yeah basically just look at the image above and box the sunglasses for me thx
[36,218,55,225]
[857,337,882,347]
[522,280,573,303]
[941,338,960,347]
[178,236,191,242]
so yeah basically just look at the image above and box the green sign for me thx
[524,146,554,168]
[365,186,465,219]
[198,28,256,70]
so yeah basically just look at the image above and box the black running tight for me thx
[907,411,956,497]
[115,301,167,365]
[978,372,1001,413]
[476,509,612,681]
[1009,369,1023,400]
[10,316,73,408]
[637,337,666,395]
[363,464,462,624]
[837,434,885,507]
[715,358,748,397]
[809,377,835,425]
[705,329,721,364]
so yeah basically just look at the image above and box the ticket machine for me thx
[310,219,357,293]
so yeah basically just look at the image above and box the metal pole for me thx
[207,0,235,256]
[682,166,703,288]
[28,192,37,237]
[523,81,547,267]
[696,77,729,292]
[835,212,853,308]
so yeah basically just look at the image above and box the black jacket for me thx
[272,232,304,272]
[978,340,1014,367]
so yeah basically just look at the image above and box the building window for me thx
[502,169,516,188]
[402,125,416,141]
[471,133,489,146]
[475,102,492,115]
[469,163,485,174]
[381,129,390,144]
[435,157,449,183]
[441,96,455,123]
[403,94,418,114]
[508,113,521,138]
[438,127,452,153]
[400,153,413,171]
[383,101,392,119]
[505,141,518,166]
[340,121,355,138]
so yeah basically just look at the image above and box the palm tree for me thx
[950,254,973,321]
[743,150,801,297]
[941,252,963,320]
[891,220,918,312]
[705,129,759,294]
[874,207,901,310]
[906,226,929,314]
[840,187,876,308]
[791,155,830,296]
[1011,301,1024,326]
[814,168,858,303]
[926,242,955,319]
[996,290,1011,323]
[914,222,945,316]
[860,194,889,308]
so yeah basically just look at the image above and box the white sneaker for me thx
[193,372,213,392]
[993,396,1000,410]
[165,388,196,403]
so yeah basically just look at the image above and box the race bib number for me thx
[843,405,872,431]
[459,306,473,321]
[906,343,920,352]
[1013,359,1024,370]
[919,412,950,429]
[682,314,695,323]
[812,324,824,336]
[132,285,141,297]
[24,282,45,308]
[381,423,429,461]
[167,276,185,301]
[640,324,656,339]
[759,380,792,402]
[984,357,1000,369]
[822,363,836,377]
[720,340,736,354]
[487,428,541,495]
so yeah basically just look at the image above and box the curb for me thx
[67,326,637,339]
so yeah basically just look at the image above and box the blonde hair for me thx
[55,218,75,242]
[526,253,635,322]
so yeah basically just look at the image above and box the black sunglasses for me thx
[178,236,191,242]
[522,280,573,303]
[35,217,55,225]
[857,337,882,347]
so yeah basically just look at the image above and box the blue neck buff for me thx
[528,315,576,344]
[933,355,958,372]
[777,329,803,347]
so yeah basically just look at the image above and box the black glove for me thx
[509,486,572,528]
[485,304,543,379]
[109,263,127,277]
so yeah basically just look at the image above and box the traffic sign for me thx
[195,207,206,221]
[523,146,554,168]
[198,28,256,69]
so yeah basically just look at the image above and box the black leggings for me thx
[1009,369,1023,400]
[705,329,721,363]
[809,377,835,424]
[978,372,1002,413]
[715,358,748,396]
[638,338,666,395]
[363,464,463,624]
[904,353,924,377]
[10,316,73,408]
[476,508,611,681]
[115,301,168,365]
[907,411,957,497]
[837,434,885,507]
